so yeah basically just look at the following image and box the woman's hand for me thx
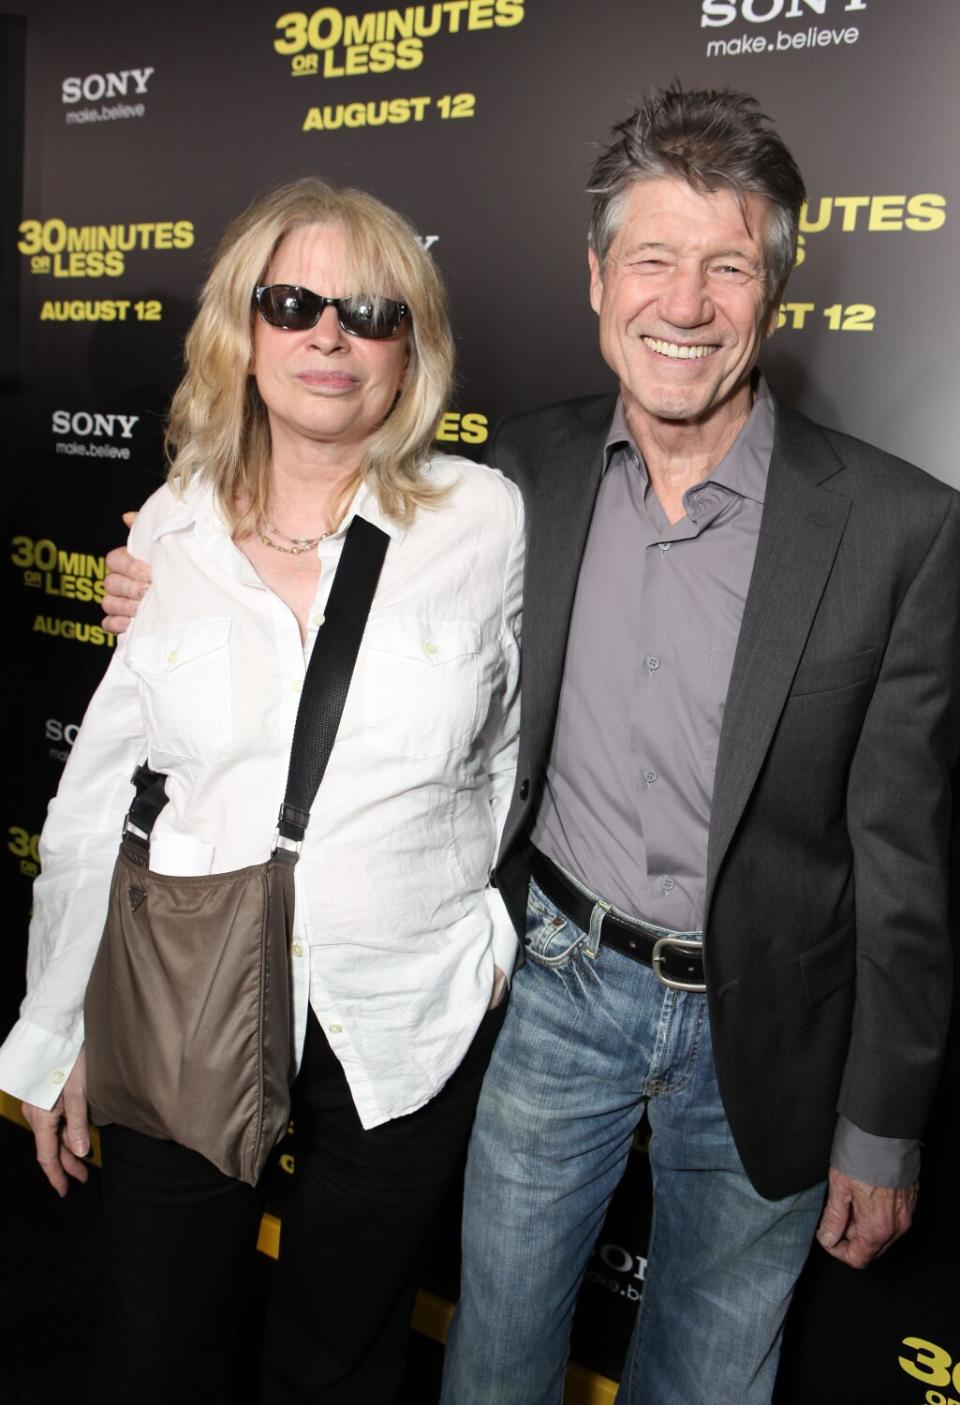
[102,511,151,634]
[22,1050,91,1196]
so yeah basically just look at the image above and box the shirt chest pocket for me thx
[363,617,482,760]
[127,616,233,760]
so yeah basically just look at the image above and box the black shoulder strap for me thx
[277,514,389,851]
[125,762,169,838]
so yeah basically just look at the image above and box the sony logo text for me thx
[62,68,154,103]
[46,718,80,761]
[46,719,80,747]
[52,410,139,439]
[702,0,865,23]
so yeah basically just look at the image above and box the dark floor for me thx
[0,1116,444,1404]
[8,1101,955,1405]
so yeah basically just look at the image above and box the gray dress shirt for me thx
[533,383,773,931]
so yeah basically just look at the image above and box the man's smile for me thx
[640,336,719,360]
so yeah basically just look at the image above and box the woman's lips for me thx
[296,370,360,391]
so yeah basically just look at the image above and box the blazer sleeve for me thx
[838,489,960,1138]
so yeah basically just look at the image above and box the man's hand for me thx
[103,510,151,634]
[816,1165,917,1268]
[22,1051,91,1197]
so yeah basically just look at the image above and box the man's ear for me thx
[588,246,603,316]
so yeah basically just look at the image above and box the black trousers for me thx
[98,1002,505,1405]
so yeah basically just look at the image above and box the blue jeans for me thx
[441,877,825,1405]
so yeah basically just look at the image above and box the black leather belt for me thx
[530,849,707,993]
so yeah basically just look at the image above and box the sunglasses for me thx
[253,284,408,339]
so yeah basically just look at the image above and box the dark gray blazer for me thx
[491,392,960,1200]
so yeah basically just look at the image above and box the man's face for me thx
[589,177,779,438]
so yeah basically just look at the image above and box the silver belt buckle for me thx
[651,936,707,993]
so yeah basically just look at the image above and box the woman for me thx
[0,178,522,1404]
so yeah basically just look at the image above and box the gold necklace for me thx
[256,519,330,555]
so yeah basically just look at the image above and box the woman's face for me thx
[251,221,409,460]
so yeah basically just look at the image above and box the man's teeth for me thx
[643,338,715,359]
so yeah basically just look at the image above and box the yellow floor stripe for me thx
[565,1362,619,1405]
[256,1210,281,1259]
[1,1095,619,1403]
[410,1288,454,1342]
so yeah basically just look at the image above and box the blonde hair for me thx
[165,177,455,530]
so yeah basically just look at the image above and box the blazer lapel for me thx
[521,401,611,771]
[706,404,851,902]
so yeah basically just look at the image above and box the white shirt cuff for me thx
[0,1018,83,1109]
[486,883,519,983]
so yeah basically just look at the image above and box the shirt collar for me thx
[603,400,642,477]
[603,374,774,506]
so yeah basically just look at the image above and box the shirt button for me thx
[662,876,676,893]
[291,678,302,694]
[646,655,661,672]
[519,778,530,801]
[312,613,325,628]
[328,1024,343,1035]
[166,650,177,666]
[644,769,657,784]
[422,640,438,657]
[291,942,304,957]
[50,1069,65,1085]
[658,542,672,555]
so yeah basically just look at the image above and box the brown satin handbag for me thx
[84,516,389,1185]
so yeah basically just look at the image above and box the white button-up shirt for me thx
[0,457,523,1128]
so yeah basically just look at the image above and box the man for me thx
[102,87,958,1404]
[436,88,960,1403]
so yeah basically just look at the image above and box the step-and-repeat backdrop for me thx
[2,2,957,1400]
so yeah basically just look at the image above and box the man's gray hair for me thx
[588,85,806,296]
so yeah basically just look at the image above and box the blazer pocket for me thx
[799,922,856,1007]
[363,617,481,759]
[128,616,233,759]
[789,647,879,698]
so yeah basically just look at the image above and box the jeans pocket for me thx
[523,879,589,967]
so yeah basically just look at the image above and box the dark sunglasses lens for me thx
[256,286,406,337]
[258,285,319,330]
[338,296,405,339]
